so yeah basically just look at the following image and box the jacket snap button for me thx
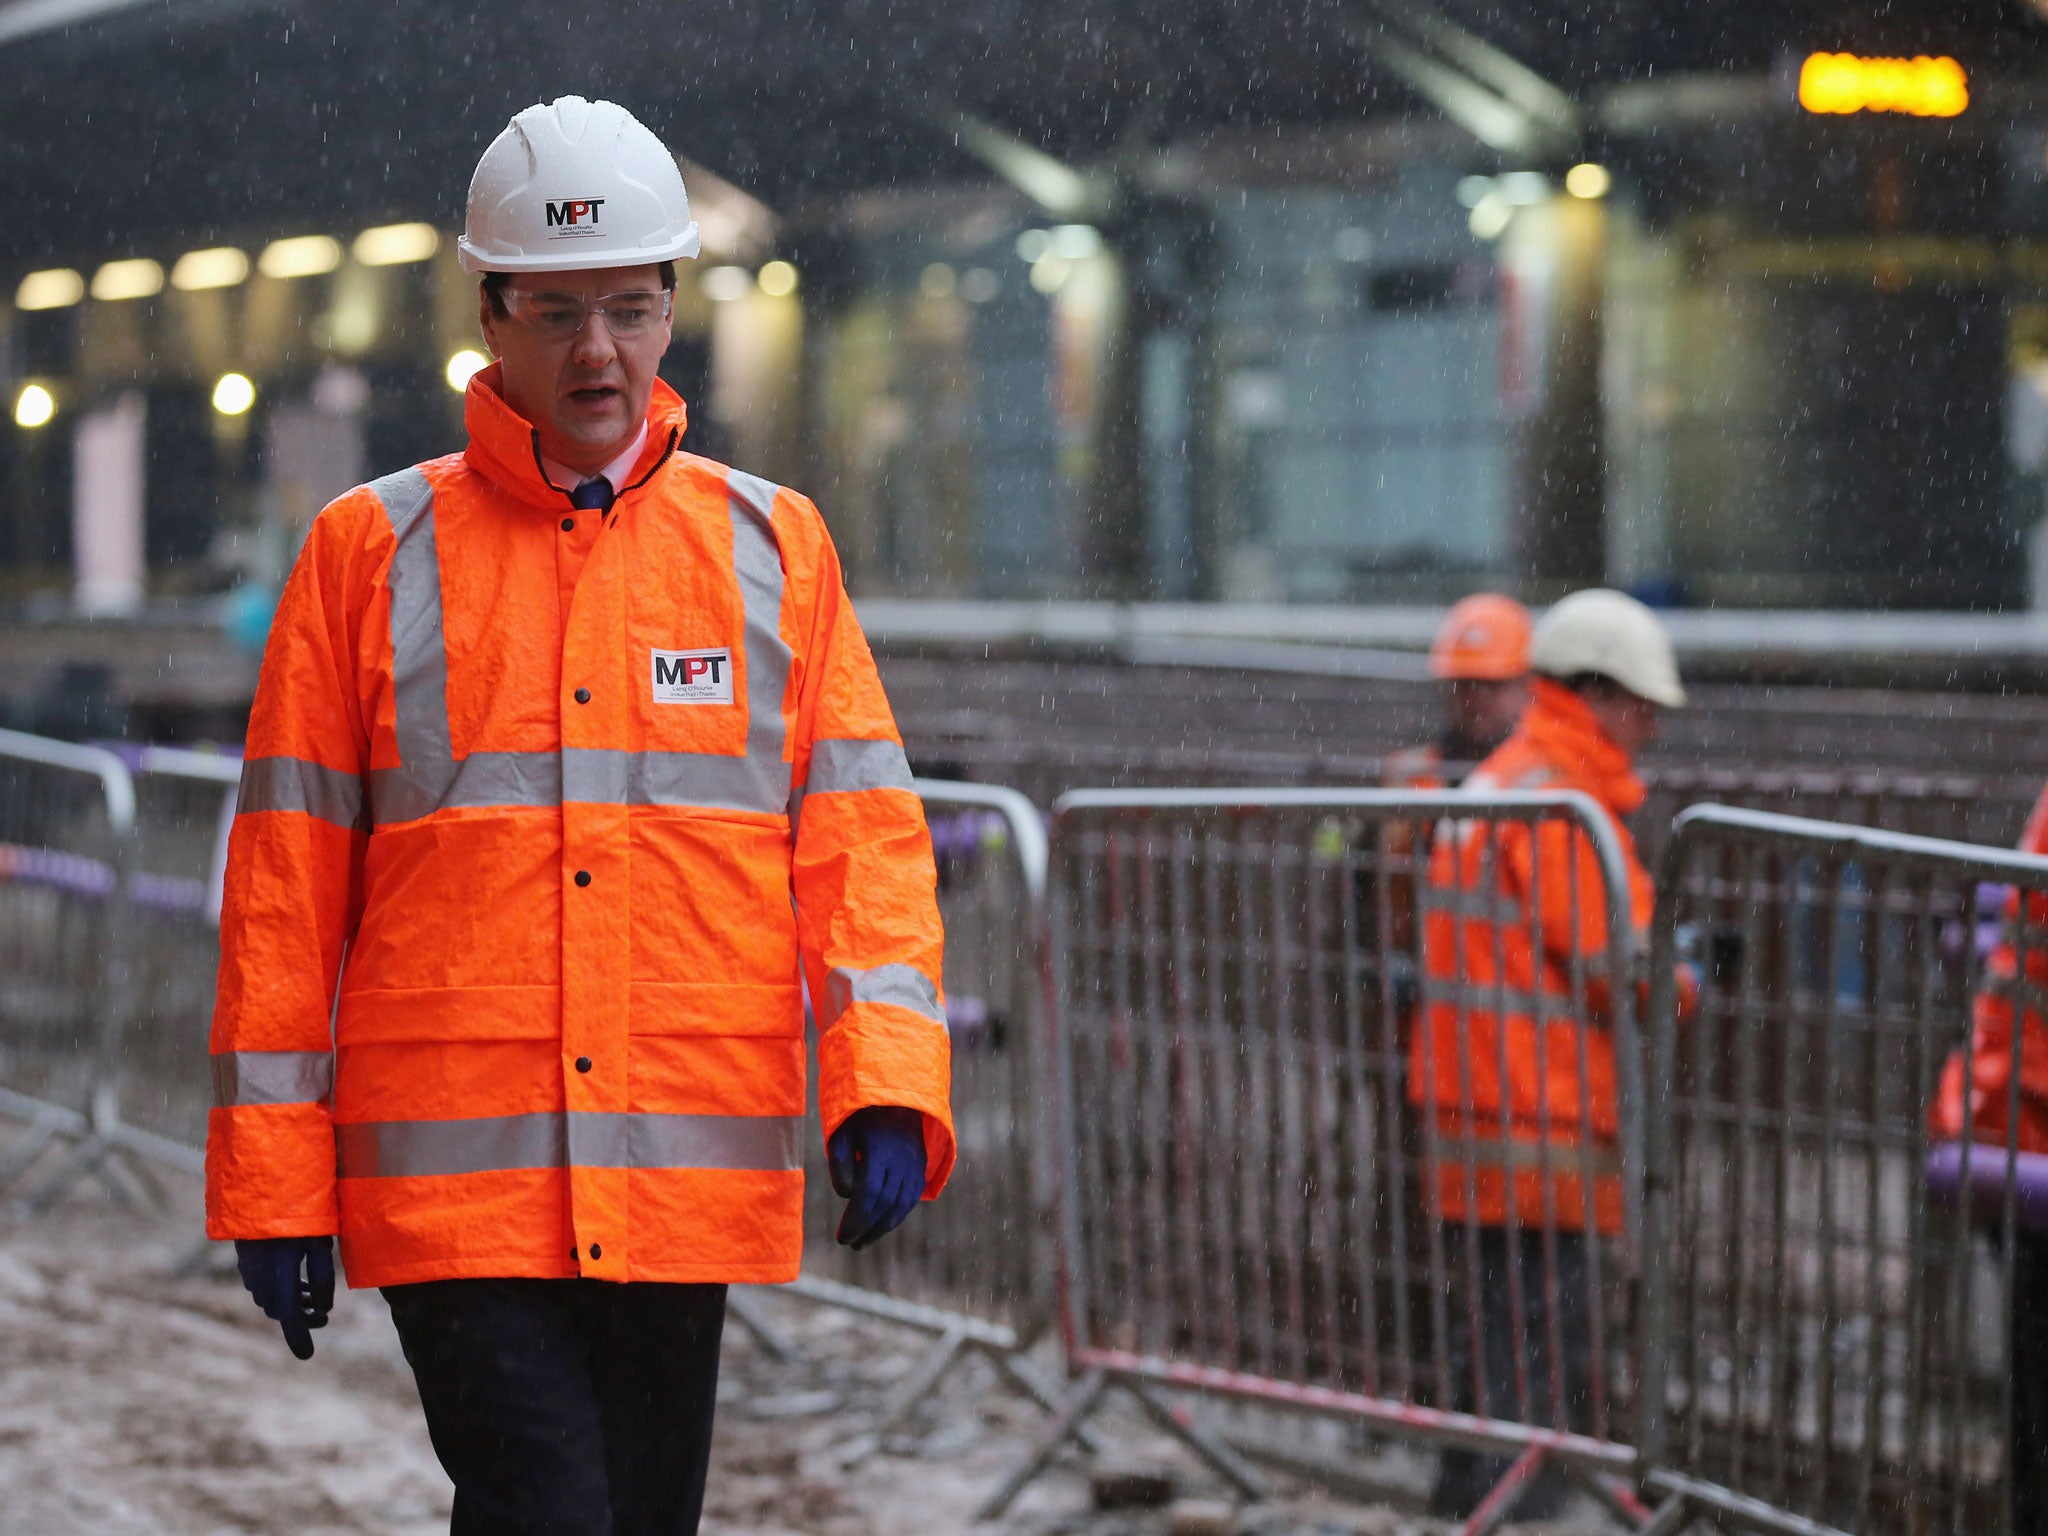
[561,517,575,532]
[575,870,591,887]
[575,1056,592,1073]
[588,1243,602,1260]
[574,688,590,704]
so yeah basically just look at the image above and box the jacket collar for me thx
[462,365,688,509]
[1515,677,1646,815]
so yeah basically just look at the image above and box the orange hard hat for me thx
[1430,593,1532,680]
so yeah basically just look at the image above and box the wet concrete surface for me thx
[0,1176,1619,1536]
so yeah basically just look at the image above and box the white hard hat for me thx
[1529,588,1687,708]
[457,96,701,275]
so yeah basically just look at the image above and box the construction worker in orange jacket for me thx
[1410,588,1689,1521]
[1384,593,1534,793]
[205,97,953,1536]
[1930,782,2048,1536]
[1358,594,1534,1058]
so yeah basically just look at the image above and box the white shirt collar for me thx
[539,422,648,499]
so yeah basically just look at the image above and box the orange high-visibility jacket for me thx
[1408,679,1659,1234]
[205,370,954,1288]
[1932,783,2048,1155]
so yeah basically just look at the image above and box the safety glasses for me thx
[498,288,673,342]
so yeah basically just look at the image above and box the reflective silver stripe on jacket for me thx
[212,1050,334,1109]
[368,467,453,827]
[363,465,795,826]
[789,737,917,828]
[335,1110,803,1178]
[726,470,795,816]
[823,962,945,1032]
[236,756,366,832]
[1423,889,1525,924]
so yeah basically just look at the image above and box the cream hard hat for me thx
[457,96,701,274]
[1529,588,1687,708]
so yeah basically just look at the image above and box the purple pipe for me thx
[1925,1143,2048,1233]
[0,842,208,917]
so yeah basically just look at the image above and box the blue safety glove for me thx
[828,1106,927,1250]
[234,1236,336,1361]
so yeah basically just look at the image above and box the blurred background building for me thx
[3,0,2048,636]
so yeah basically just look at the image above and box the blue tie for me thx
[569,476,613,512]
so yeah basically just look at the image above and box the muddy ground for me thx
[0,1168,1618,1536]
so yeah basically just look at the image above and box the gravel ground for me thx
[0,1164,1618,1536]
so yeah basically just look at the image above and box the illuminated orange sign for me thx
[1798,53,1968,117]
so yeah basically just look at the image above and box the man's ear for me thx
[476,286,499,356]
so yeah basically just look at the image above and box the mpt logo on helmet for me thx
[545,198,607,235]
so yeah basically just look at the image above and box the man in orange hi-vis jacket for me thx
[1410,589,1695,1520]
[205,96,952,1536]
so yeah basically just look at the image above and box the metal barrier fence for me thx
[0,734,231,1209]
[768,779,1068,1427]
[1640,805,2048,1536]
[0,728,138,1196]
[988,788,1654,1526]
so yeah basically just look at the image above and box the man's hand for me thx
[827,1106,926,1251]
[234,1236,336,1360]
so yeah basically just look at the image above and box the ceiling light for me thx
[352,223,441,266]
[16,268,85,310]
[258,235,343,279]
[170,247,249,290]
[14,383,55,429]
[1565,163,1612,200]
[212,372,256,416]
[91,258,164,301]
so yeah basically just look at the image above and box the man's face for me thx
[478,264,672,473]
[1446,675,1531,757]
[1583,684,1661,757]
[1609,690,1661,755]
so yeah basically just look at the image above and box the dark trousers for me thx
[2017,1231,2048,1536]
[383,1279,727,1536]
[1431,1227,1593,1522]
